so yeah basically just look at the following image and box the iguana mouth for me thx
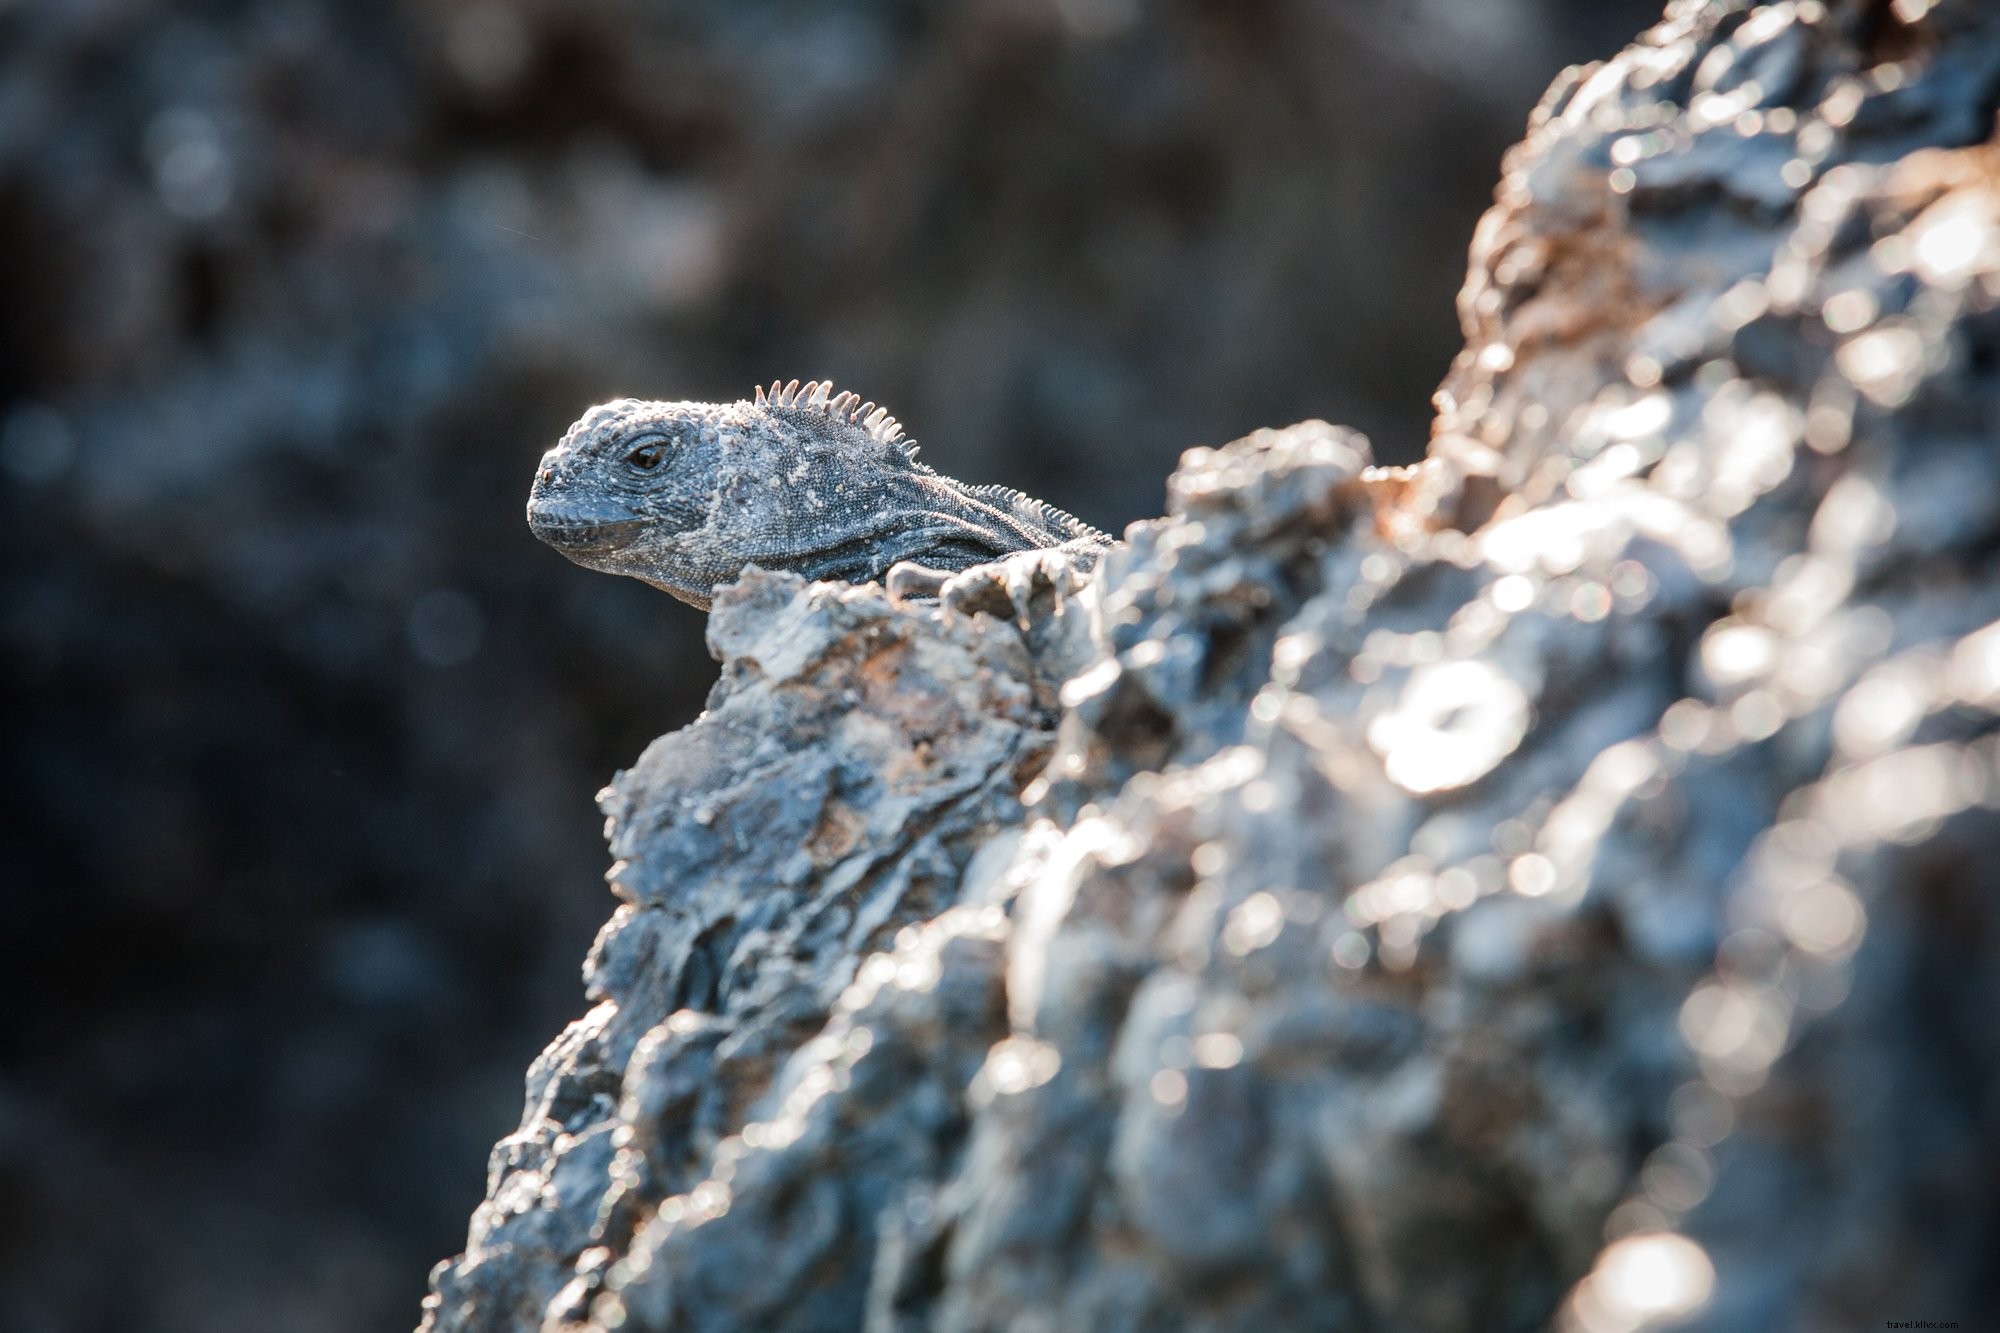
[527,507,648,551]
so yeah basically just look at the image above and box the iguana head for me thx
[528,380,941,609]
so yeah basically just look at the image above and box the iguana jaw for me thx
[525,492,651,553]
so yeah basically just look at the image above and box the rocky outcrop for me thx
[423,574,1060,1328]
[425,2,2000,1329]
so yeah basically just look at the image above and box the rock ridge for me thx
[425,3,2000,1328]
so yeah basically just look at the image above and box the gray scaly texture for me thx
[527,380,1111,610]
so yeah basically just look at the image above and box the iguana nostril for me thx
[540,468,555,484]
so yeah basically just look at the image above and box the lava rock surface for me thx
[425,1,2000,1329]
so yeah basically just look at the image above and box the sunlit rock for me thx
[427,3,2000,1329]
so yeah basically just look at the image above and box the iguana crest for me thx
[757,379,912,455]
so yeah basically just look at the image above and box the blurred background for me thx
[0,0,1663,1328]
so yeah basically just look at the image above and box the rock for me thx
[426,2,2000,1329]
[422,573,1053,1330]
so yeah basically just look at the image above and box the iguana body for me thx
[528,380,1109,609]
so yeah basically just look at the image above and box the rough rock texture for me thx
[2,3,1675,1326]
[424,572,1062,1328]
[5,4,1670,1318]
[428,1,2000,1329]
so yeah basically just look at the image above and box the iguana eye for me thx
[624,437,670,471]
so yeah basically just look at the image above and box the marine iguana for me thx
[527,379,1110,610]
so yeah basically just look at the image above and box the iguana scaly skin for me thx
[528,380,1111,609]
